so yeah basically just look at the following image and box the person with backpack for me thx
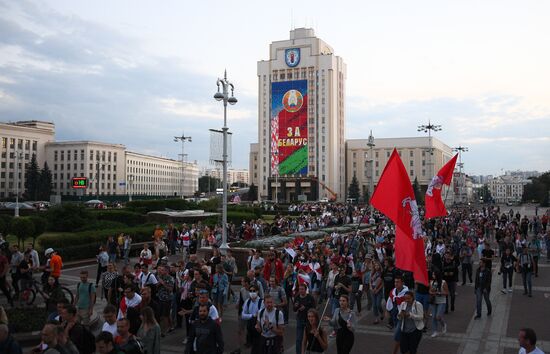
[241,284,264,354]
[518,246,535,297]
[255,294,285,354]
[185,304,224,354]
[61,304,96,354]
[294,283,316,354]
[74,270,96,328]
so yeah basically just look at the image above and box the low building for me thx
[487,175,528,204]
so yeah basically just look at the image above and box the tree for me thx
[348,176,360,200]
[10,217,35,248]
[0,215,12,238]
[198,176,221,194]
[29,216,47,247]
[479,185,492,203]
[523,172,550,206]
[412,177,424,205]
[45,204,91,232]
[248,183,258,201]
[363,188,370,205]
[24,153,40,200]
[38,162,53,201]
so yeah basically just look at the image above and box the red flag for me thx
[371,149,429,285]
[425,154,458,219]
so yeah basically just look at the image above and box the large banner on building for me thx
[271,80,308,176]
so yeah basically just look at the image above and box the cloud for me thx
[157,98,254,121]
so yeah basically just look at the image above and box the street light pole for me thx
[14,151,22,217]
[418,120,442,180]
[453,145,469,203]
[174,133,192,199]
[367,130,375,206]
[214,70,237,253]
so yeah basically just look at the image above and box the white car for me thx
[319,197,329,203]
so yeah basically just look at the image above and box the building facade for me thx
[488,175,527,204]
[205,168,250,186]
[254,28,346,202]
[0,121,55,198]
[345,136,454,198]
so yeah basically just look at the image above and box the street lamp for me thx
[453,145,469,203]
[213,70,237,253]
[14,151,23,217]
[96,162,105,200]
[367,130,375,206]
[418,120,442,179]
[174,133,192,199]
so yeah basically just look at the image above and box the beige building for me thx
[345,136,454,198]
[205,168,249,185]
[46,141,127,197]
[254,28,346,201]
[249,143,259,187]
[488,175,527,204]
[126,151,198,197]
[0,121,55,198]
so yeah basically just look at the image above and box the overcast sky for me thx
[1,0,549,176]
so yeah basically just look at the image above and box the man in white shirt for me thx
[101,304,119,336]
[518,328,545,354]
[256,294,285,354]
[117,286,142,319]
[139,264,158,288]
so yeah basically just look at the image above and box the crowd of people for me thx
[0,204,549,353]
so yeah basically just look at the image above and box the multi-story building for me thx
[0,121,55,198]
[345,137,454,198]
[249,143,259,187]
[253,28,347,202]
[205,168,249,186]
[45,141,126,197]
[126,151,198,197]
[488,175,528,204]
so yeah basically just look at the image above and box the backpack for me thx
[258,308,282,333]
[70,323,96,354]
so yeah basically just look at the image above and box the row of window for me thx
[1,137,38,151]
[53,149,118,163]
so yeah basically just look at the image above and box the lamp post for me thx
[453,145,469,203]
[174,133,192,199]
[214,70,237,252]
[367,130,375,206]
[417,120,442,180]
[14,151,23,217]
[96,162,105,200]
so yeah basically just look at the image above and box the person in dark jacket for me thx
[0,324,22,354]
[442,251,459,313]
[474,259,492,319]
[185,304,224,354]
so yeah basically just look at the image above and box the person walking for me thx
[185,304,224,354]
[294,283,316,354]
[211,265,229,318]
[398,291,424,354]
[137,306,161,354]
[256,294,285,354]
[429,270,448,337]
[518,328,545,354]
[324,295,356,354]
[500,248,517,294]
[302,309,328,354]
[474,259,492,319]
[74,270,96,328]
[370,261,384,324]
[518,246,535,297]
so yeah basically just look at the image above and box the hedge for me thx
[38,224,156,249]
[91,210,146,226]
[126,199,199,213]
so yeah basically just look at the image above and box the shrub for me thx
[10,217,35,247]
[75,220,128,232]
[91,210,146,226]
[0,214,11,236]
[126,199,198,213]
[28,215,47,247]
[45,204,93,232]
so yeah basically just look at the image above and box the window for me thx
[1,137,6,148]
[386,151,390,158]
[410,160,414,167]
[9,138,15,149]
[410,170,414,176]
[25,140,30,150]
[32,141,37,151]
[67,151,70,161]
[17,139,22,149]
[410,151,414,157]
[73,150,77,160]
[60,151,64,161]
[80,150,85,160]
[54,151,58,161]
[375,151,379,158]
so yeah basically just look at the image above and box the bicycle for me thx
[19,278,74,306]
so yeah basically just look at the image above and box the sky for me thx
[0,0,549,176]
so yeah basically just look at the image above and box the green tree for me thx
[29,216,47,247]
[0,215,12,238]
[10,217,35,247]
[247,183,258,201]
[198,176,221,194]
[363,188,370,205]
[38,162,53,201]
[24,154,40,200]
[348,175,360,200]
[45,204,92,232]
[523,172,550,206]
[413,177,424,205]
[479,185,492,203]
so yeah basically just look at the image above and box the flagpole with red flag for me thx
[370,149,429,285]
[425,154,458,219]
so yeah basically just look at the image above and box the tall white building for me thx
[253,28,346,202]
[0,121,55,198]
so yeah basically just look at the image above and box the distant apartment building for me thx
[205,168,249,185]
[488,175,528,204]
[0,121,55,198]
